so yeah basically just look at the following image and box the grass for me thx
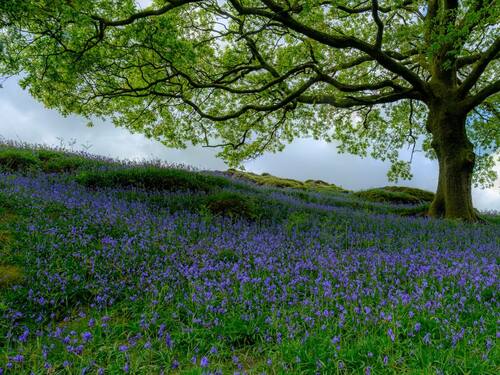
[379,186,435,202]
[227,169,348,194]
[0,149,40,172]
[354,186,435,204]
[76,167,230,192]
[204,191,262,221]
[0,143,498,374]
[0,145,109,174]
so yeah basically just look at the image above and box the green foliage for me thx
[76,167,229,192]
[36,149,95,173]
[204,191,261,221]
[36,149,65,161]
[380,186,435,202]
[482,213,500,225]
[286,210,313,234]
[215,248,240,263]
[0,149,40,172]
[1,0,498,206]
[397,204,431,217]
[0,146,109,174]
[41,156,88,173]
[355,186,434,205]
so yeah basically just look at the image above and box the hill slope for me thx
[0,143,498,374]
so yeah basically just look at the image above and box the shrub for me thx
[42,156,91,173]
[205,191,260,220]
[0,150,40,172]
[76,167,229,192]
[354,187,434,204]
[36,149,64,161]
[381,186,435,202]
[0,147,107,174]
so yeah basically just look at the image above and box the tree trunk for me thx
[427,104,479,221]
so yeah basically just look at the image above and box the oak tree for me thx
[1,0,499,220]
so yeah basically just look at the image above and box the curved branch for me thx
[461,80,500,112]
[228,0,428,95]
[176,63,315,94]
[458,38,500,97]
[371,0,384,49]
[90,0,202,27]
[297,88,420,108]
[456,53,482,69]
[316,71,407,93]
[335,0,415,14]
[152,77,319,122]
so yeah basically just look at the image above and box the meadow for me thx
[0,144,498,374]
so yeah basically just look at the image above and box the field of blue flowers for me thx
[0,146,498,374]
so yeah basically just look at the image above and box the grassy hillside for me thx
[0,143,498,374]
[226,169,349,193]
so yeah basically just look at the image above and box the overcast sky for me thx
[1,78,498,211]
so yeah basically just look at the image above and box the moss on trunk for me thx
[427,104,479,222]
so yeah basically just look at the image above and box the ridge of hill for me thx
[0,142,439,212]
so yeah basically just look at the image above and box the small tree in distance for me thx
[1,0,498,221]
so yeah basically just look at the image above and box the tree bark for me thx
[427,104,479,221]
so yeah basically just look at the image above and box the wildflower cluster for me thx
[0,168,498,374]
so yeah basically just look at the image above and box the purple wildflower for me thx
[200,356,209,368]
[165,333,173,349]
[171,359,179,369]
[388,328,395,342]
[423,333,431,345]
[82,331,92,343]
[18,328,29,343]
[10,354,24,363]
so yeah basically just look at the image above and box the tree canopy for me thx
[0,1,499,218]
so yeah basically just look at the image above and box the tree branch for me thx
[335,0,414,14]
[90,0,202,27]
[152,77,319,122]
[228,0,428,95]
[461,80,500,111]
[371,0,384,49]
[297,88,420,108]
[315,70,407,93]
[456,53,482,69]
[175,63,315,94]
[458,38,500,97]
